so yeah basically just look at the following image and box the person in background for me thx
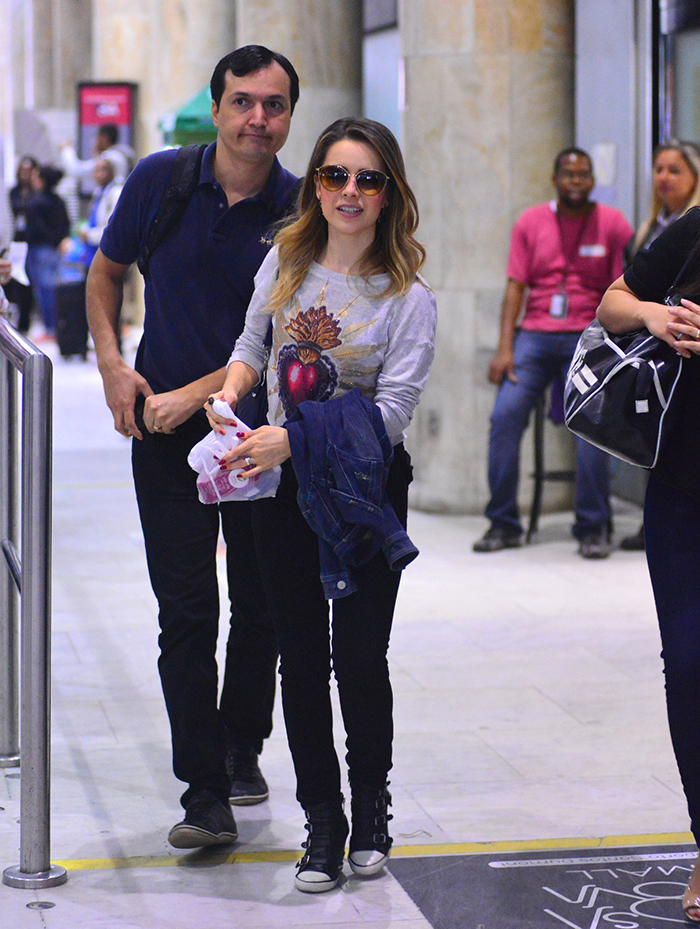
[207,116,436,894]
[619,139,700,551]
[87,46,299,849]
[5,156,35,333]
[598,200,700,925]
[24,165,70,337]
[77,158,124,268]
[472,148,633,559]
[61,123,133,185]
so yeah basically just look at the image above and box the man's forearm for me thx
[86,255,125,372]
[497,280,526,350]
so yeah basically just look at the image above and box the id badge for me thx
[550,292,568,319]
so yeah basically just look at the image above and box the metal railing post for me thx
[0,355,19,766]
[0,318,67,889]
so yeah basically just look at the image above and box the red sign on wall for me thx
[79,84,134,127]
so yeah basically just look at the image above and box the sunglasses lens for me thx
[319,166,349,191]
[356,170,387,196]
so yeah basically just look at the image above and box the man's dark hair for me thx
[210,45,299,114]
[554,147,593,175]
[97,124,119,146]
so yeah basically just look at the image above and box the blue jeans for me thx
[485,329,610,538]
[645,474,700,845]
[26,244,60,332]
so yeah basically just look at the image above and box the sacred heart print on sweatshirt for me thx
[273,281,384,421]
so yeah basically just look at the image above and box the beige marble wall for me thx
[236,0,362,177]
[93,0,236,157]
[401,0,576,513]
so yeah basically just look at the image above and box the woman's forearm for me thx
[224,360,259,402]
[597,277,667,336]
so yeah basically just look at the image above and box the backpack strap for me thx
[137,143,206,277]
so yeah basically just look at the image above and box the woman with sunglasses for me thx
[205,117,436,892]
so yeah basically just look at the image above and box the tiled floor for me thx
[0,335,690,928]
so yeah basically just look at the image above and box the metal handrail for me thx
[0,316,67,889]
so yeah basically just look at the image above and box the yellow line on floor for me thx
[53,831,695,873]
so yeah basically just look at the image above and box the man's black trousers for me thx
[131,411,278,808]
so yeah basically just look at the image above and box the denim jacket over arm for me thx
[285,388,419,599]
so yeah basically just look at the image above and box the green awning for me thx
[161,87,217,145]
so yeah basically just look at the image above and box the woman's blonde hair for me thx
[267,117,426,311]
[635,140,700,250]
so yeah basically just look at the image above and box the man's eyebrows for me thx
[230,91,287,101]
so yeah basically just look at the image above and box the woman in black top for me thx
[6,156,38,332]
[24,164,70,335]
[599,206,700,923]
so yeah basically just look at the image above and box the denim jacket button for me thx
[336,580,346,590]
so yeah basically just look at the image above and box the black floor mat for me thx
[389,842,697,929]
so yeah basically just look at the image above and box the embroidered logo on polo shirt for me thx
[259,233,275,247]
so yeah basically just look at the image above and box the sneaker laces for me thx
[226,751,260,784]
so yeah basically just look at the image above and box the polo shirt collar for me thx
[200,142,287,215]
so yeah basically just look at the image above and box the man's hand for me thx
[488,348,517,385]
[143,387,202,435]
[101,358,153,439]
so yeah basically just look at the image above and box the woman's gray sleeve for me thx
[374,284,437,442]
[228,248,280,375]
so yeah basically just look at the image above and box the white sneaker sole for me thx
[168,825,238,849]
[294,872,340,893]
[348,850,390,876]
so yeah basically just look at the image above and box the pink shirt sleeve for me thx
[506,215,530,285]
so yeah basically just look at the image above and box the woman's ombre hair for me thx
[635,140,700,251]
[267,117,426,311]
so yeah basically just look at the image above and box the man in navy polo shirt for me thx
[87,46,299,847]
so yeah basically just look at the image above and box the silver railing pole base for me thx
[3,864,67,889]
[0,755,20,768]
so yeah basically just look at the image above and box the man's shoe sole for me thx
[229,789,269,806]
[472,539,522,553]
[168,824,238,849]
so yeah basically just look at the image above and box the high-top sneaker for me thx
[294,795,349,893]
[348,782,393,876]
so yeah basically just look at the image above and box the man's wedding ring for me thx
[244,457,254,467]
[154,424,162,432]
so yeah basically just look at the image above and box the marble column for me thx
[400,0,575,514]
[236,0,362,177]
[92,0,236,157]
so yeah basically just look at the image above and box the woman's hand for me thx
[667,299,700,358]
[219,426,290,477]
[203,389,240,435]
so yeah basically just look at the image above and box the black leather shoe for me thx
[349,782,393,876]
[295,796,349,893]
[227,748,269,805]
[168,790,238,849]
[472,526,522,553]
[620,524,645,551]
[578,529,611,560]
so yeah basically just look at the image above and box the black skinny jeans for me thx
[132,410,278,808]
[251,446,412,809]
[645,473,700,846]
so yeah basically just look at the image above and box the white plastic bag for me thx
[187,400,281,504]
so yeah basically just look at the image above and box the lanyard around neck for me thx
[555,204,594,290]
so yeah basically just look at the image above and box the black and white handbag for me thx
[564,318,684,468]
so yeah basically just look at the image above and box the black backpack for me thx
[137,144,206,277]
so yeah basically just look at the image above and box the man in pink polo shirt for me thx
[474,148,633,559]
